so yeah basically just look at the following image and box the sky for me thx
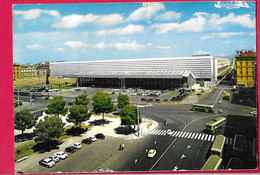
[13,1,256,64]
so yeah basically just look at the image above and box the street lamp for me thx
[136,87,140,137]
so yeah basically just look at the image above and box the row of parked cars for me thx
[39,133,105,168]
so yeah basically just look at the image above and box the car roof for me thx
[43,158,52,161]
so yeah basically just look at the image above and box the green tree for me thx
[34,115,65,147]
[14,109,36,141]
[117,94,130,109]
[119,104,142,133]
[92,91,115,123]
[67,104,91,134]
[46,96,68,116]
[74,94,89,106]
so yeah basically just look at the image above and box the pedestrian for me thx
[154,141,157,144]
[145,149,148,153]
[122,144,124,150]
[119,144,122,150]
[134,159,138,164]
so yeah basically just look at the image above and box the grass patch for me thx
[15,141,36,161]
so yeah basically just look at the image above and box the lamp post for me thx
[136,87,140,137]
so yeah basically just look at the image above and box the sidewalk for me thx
[15,115,158,173]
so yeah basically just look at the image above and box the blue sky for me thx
[13,1,256,64]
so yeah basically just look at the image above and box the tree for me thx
[14,109,36,141]
[92,91,115,123]
[119,104,142,133]
[74,94,89,106]
[67,104,91,133]
[117,94,130,109]
[46,96,68,116]
[34,115,65,147]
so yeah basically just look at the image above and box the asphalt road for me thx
[18,81,257,173]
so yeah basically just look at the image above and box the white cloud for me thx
[95,14,123,26]
[155,11,181,21]
[53,14,98,28]
[57,48,64,51]
[53,13,123,28]
[13,9,60,19]
[96,24,144,36]
[26,44,43,49]
[214,1,251,9]
[64,41,144,50]
[128,2,164,21]
[152,12,207,33]
[157,45,171,49]
[193,50,212,55]
[201,32,244,40]
[210,13,255,28]
[147,43,152,46]
[65,41,88,48]
[112,41,145,50]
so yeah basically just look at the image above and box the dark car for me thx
[141,98,146,101]
[68,101,74,105]
[155,99,160,102]
[65,146,76,153]
[147,99,154,102]
[81,138,93,144]
[163,99,168,102]
[170,97,177,101]
[95,133,105,140]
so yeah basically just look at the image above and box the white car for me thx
[47,155,59,163]
[145,103,153,108]
[54,151,68,160]
[166,129,172,136]
[148,149,157,158]
[89,136,97,142]
[218,109,223,113]
[72,142,82,149]
[39,158,55,168]
[250,111,257,115]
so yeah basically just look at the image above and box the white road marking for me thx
[204,134,208,141]
[172,131,177,137]
[187,133,192,138]
[191,133,196,139]
[208,135,212,141]
[194,133,199,139]
[162,130,167,136]
[201,134,205,140]
[197,134,202,140]
[211,135,215,142]
[184,132,189,138]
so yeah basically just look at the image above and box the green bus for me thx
[206,117,226,134]
[192,104,214,113]
[201,155,222,170]
[211,135,226,157]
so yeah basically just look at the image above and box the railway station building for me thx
[50,55,231,90]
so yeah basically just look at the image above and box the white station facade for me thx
[50,55,231,90]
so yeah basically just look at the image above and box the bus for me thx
[192,104,214,113]
[206,117,226,134]
[211,135,226,157]
[201,155,222,170]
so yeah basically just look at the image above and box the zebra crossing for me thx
[149,129,216,142]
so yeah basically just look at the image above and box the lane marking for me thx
[187,133,192,138]
[204,134,208,141]
[194,133,198,139]
[201,134,205,140]
[72,139,123,172]
[211,136,215,142]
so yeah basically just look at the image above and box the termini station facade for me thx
[50,55,231,90]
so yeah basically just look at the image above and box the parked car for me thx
[163,99,168,102]
[218,100,222,104]
[81,138,93,144]
[65,146,76,153]
[141,98,146,101]
[155,99,160,102]
[147,149,157,158]
[145,103,153,108]
[95,133,105,140]
[68,101,74,105]
[72,142,82,149]
[97,167,104,172]
[47,155,59,163]
[250,111,257,115]
[89,136,97,142]
[39,158,55,168]
[54,151,68,160]
[171,97,177,101]
[147,99,153,102]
